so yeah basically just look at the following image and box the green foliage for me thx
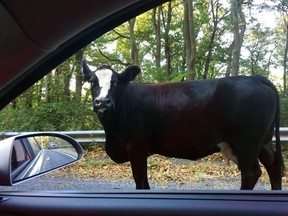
[0,100,102,132]
[1,0,288,132]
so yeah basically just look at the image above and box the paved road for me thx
[1,157,284,191]
[0,174,274,192]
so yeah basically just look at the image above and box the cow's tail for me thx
[274,87,284,176]
[255,75,284,176]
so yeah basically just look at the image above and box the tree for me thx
[162,1,173,78]
[241,25,277,77]
[183,0,197,80]
[3,0,288,132]
[74,49,85,101]
[228,0,246,77]
[203,0,228,79]
[273,0,288,90]
[283,16,288,90]
[152,6,162,72]
[45,73,52,103]
[129,18,140,65]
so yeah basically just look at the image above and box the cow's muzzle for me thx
[94,97,114,112]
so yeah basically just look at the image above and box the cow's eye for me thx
[91,82,97,88]
[113,81,120,86]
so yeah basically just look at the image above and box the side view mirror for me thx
[0,132,83,186]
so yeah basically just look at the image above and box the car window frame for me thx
[1,1,288,215]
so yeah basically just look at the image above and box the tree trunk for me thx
[152,6,162,81]
[64,60,72,101]
[183,0,197,80]
[203,0,218,79]
[129,18,139,65]
[230,0,246,76]
[162,1,172,79]
[203,28,216,79]
[45,73,52,103]
[225,42,233,77]
[74,49,84,101]
[128,18,142,81]
[283,18,288,91]
[55,62,70,102]
[24,89,33,108]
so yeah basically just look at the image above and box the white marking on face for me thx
[95,69,113,99]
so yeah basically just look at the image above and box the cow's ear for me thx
[119,65,141,83]
[81,59,93,82]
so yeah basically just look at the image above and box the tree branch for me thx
[112,29,130,39]
[97,47,130,66]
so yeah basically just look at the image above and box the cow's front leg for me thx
[129,154,150,189]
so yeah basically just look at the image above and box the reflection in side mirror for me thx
[0,133,83,186]
[11,136,79,184]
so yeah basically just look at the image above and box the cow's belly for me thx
[150,132,220,160]
[150,135,238,164]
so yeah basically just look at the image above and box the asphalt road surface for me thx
[0,174,274,192]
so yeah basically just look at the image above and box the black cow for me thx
[82,60,283,190]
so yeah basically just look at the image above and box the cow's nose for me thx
[94,97,113,111]
[95,98,112,107]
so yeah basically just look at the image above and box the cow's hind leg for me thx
[258,143,282,190]
[235,143,262,190]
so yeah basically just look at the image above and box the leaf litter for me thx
[55,146,288,187]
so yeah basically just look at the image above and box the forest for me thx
[0,0,288,132]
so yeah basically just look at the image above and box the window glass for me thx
[11,140,30,171]
[25,137,42,156]
[0,0,287,191]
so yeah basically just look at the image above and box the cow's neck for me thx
[97,103,129,164]
[97,110,118,132]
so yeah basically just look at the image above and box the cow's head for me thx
[81,60,141,113]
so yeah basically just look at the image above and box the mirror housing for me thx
[0,132,83,186]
